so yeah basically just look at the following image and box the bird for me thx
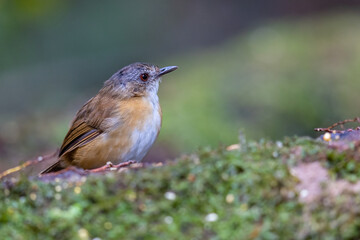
[40,62,178,174]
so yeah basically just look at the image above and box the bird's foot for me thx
[88,160,136,173]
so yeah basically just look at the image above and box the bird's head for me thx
[104,62,177,98]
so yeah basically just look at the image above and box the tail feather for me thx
[40,161,65,175]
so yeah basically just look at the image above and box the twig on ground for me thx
[0,151,58,180]
[314,117,360,133]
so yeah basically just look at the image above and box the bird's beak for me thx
[158,66,178,77]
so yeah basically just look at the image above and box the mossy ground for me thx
[1,136,360,239]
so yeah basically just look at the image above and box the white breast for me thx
[123,94,161,161]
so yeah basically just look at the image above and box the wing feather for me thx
[58,93,119,158]
[59,122,101,157]
[58,96,108,158]
[40,89,120,174]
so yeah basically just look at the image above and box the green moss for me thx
[2,136,360,239]
[325,142,360,182]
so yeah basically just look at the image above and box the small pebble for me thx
[226,144,240,151]
[30,193,37,201]
[164,191,176,201]
[78,228,89,240]
[300,189,309,198]
[164,216,173,224]
[205,213,218,222]
[74,186,82,194]
[323,132,331,142]
[226,194,235,203]
[55,185,62,192]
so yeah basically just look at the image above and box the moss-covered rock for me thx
[1,136,360,239]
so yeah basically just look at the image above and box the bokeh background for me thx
[1,0,360,171]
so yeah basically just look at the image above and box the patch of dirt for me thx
[291,161,360,203]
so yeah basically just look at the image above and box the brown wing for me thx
[40,121,102,175]
[58,121,101,157]
[58,96,100,157]
[58,91,121,156]
[40,93,119,174]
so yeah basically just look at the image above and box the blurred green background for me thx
[1,0,360,171]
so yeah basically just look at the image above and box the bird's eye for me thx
[140,73,149,82]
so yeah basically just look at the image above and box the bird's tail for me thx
[39,161,64,175]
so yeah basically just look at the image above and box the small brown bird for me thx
[41,62,177,174]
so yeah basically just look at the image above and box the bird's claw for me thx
[109,160,136,170]
[88,160,136,173]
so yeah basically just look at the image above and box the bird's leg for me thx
[88,160,136,173]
